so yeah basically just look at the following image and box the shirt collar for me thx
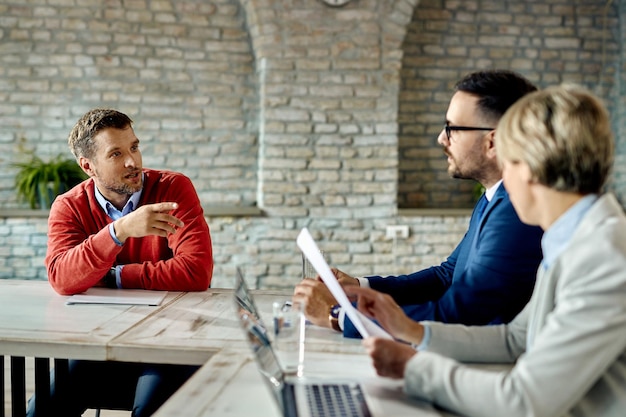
[484,179,502,202]
[94,173,144,219]
[541,194,598,270]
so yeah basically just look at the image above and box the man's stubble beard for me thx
[446,145,485,183]
[94,169,143,197]
[105,182,142,196]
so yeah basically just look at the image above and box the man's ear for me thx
[485,130,497,159]
[79,157,95,177]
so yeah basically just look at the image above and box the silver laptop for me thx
[234,268,372,417]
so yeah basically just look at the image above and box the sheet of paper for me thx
[296,227,392,339]
[65,288,168,306]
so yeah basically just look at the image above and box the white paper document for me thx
[65,288,168,306]
[296,227,392,339]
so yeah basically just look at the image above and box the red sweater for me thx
[46,169,213,295]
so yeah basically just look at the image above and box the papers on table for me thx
[65,287,168,306]
[296,227,392,340]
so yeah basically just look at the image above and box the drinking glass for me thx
[272,300,306,377]
[302,250,327,280]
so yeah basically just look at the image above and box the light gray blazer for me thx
[405,193,626,417]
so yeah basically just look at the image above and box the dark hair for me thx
[455,70,538,122]
[68,109,133,159]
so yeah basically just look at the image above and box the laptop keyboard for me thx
[305,383,372,417]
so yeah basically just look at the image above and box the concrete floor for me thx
[4,357,130,417]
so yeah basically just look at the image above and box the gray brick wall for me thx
[0,213,469,290]
[0,217,48,280]
[208,213,468,289]
[0,0,624,289]
[398,0,621,208]
[0,0,258,207]
[614,0,626,202]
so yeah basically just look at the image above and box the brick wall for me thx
[398,0,621,208]
[615,0,626,199]
[0,0,623,288]
[0,0,258,206]
[0,212,468,289]
[0,217,47,279]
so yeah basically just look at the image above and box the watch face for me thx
[322,0,351,7]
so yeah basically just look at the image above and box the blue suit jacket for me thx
[343,183,544,338]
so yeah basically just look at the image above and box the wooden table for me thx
[0,281,300,416]
[109,288,364,365]
[0,281,460,417]
[0,280,181,360]
[152,348,457,417]
[128,288,459,417]
[0,280,182,417]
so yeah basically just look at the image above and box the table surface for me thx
[109,288,365,365]
[0,280,183,361]
[0,280,461,417]
[153,348,458,417]
[0,280,363,363]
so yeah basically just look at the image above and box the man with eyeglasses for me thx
[294,70,544,338]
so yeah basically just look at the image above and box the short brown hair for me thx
[68,109,133,159]
[496,85,614,194]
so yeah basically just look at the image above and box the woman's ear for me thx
[521,162,536,184]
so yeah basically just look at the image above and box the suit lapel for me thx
[458,184,507,274]
[475,183,507,237]
[455,192,492,274]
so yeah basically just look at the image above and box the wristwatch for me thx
[328,304,341,332]
[104,267,117,288]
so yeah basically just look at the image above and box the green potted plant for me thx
[13,154,88,209]
[473,181,486,202]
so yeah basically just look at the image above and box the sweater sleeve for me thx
[46,189,124,295]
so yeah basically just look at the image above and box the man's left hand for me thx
[293,279,337,329]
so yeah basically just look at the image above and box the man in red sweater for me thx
[28,108,213,417]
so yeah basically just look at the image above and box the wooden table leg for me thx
[10,356,25,417]
[33,358,50,416]
[52,359,69,414]
[1,355,4,417]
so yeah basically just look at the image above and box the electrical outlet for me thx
[385,225,409,240]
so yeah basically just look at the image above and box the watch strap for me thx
[328,304,341,332]
[104,267,117,288]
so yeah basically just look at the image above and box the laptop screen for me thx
[234,267,263,321]
[234,268,373,417]
[234,268,285,391]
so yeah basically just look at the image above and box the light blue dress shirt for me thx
[94,177,143,288]
[540,194,598,270]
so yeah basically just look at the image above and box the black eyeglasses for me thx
[444,125,494,141]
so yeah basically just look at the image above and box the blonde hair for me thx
[496,85,614,194]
